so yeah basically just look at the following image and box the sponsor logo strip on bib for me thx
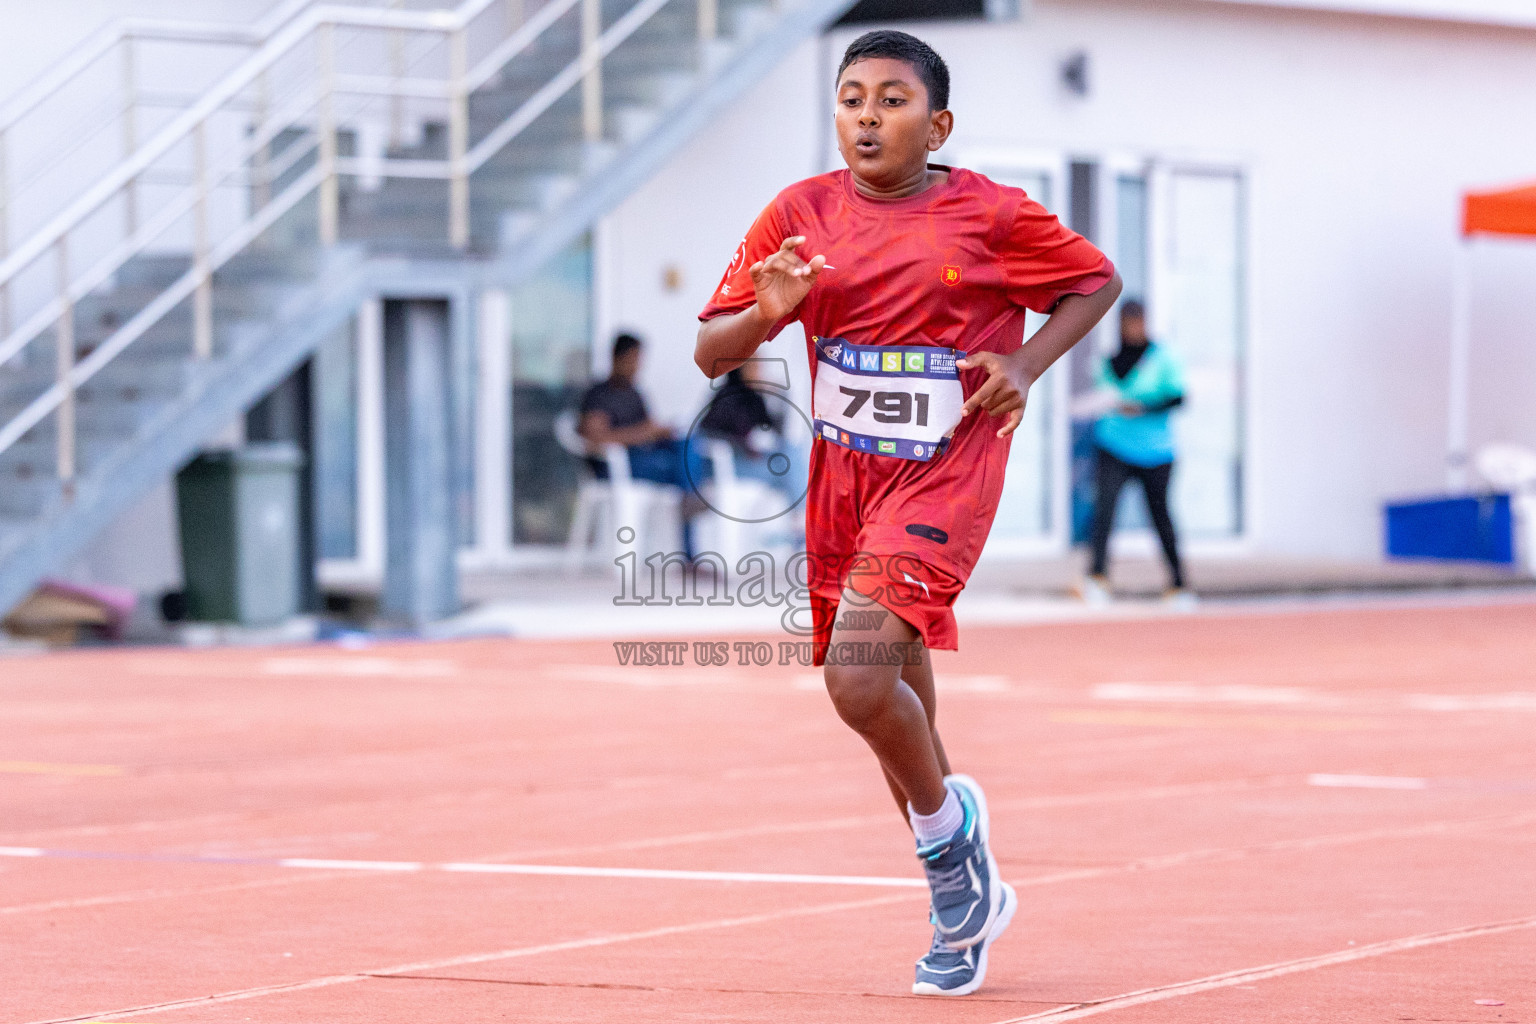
[811,337,965,463]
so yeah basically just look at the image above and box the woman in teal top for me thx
[1083,300,1189,601]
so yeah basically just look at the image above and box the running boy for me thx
[695,30,1120,996]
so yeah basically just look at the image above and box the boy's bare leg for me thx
[823,586,948,816]
[884,650,951,826]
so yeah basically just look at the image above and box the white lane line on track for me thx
[1005,809,1536,889]
[1407,692,1536,712]
[260,656,458,678]
[5,780,1521,925]
[27,892,917,1024]
[439,862,927,887]
[1092,683,1318,705]
[23,812,1536,1021]
[1090,683,1536,715]
[0,731,1183,848]
[0,873,357,917]
[8,802,1533,896]
[7,803,1532,929]
[32,871,1536,1024]
[1308,773,1428,790]
[481,776,1292,864]
[989,913,1536,1022]
[0,846,926,889]
[0,776,1282,918]
[277,858,424,871]
[0,777,1289,892]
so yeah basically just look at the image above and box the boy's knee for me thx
[823,663,892,732]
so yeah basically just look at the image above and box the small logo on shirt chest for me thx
[940,265,962,287]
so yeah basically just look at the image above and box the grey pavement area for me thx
[444,552,1536,641]
[4,552,1528,654]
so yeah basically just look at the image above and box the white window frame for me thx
[317,298,387,589]
[457,287,515,569]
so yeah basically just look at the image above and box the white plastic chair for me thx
[1476,443,1536,573]
[696,439,786,568]
[554,409,681,569]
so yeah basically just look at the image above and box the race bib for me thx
[812,336,965,462]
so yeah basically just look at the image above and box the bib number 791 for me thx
[839,387,930,426]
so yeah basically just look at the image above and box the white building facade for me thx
[19,0,1536,595]
[592,0,1536,566]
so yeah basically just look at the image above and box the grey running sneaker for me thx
[912,883,1018,996]
[916,775,1004,950]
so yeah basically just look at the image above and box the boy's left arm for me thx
[959,271,1123,438]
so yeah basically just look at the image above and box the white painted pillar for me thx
[1446,241,1472,492]
[475,289,512,560]
[356,299,387,580]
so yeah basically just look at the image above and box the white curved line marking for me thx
[992,914,1536,1022]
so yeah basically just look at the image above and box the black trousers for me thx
[1089,447,1186,588]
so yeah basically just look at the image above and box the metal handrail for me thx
[0,67,333,374]
[464,0,671,173]
[0,0,351,133]
[0,0,748,481]
[0,5,453,292]
[0,1,514,296]
[0,3,436,231]
[0,166,327,459]
[463,0,582,92]
[0,0,411,338]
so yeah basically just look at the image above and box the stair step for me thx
[0,435,119,480]
[0,476,62,518]
[68,295,291,341]
[216,255,318,281]
[0,513,29,547]
[0,400,158,437]
[112,254,193,290]
[0,370,187,410]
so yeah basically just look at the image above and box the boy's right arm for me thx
[694,235,825,377]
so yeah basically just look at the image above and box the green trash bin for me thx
[175,442,305,625]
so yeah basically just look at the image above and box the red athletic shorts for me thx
[809,554,963,665]
[803,427,1008,666]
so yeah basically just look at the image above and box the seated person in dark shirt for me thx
[699,366,774,443]
[578,332,708,491]
[698,364,806,500]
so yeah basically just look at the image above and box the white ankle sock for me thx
[910,787,962,845]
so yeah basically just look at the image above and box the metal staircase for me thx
[0,0,855,616]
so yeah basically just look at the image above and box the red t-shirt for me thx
[699,167,1112,608]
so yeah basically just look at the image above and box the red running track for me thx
[3,598,1535,1022]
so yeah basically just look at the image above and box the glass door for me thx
[1150,165,1246,540]
[508,236,595,547]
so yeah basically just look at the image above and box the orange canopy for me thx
[1463,181,1536,238]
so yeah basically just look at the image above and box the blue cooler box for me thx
[1384,494,1515,564]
